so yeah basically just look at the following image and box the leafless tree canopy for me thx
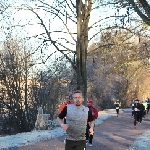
[0,0,149,135]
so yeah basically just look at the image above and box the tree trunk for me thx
[76,0,82,90]
[76,0,92,103]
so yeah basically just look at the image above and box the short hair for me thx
[73,90,83,96]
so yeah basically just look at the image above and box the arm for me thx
[89,121,94,135]
[57,106,69,130]
[57,117,64,128]
[88,110,94,135]
[89,120,95,128]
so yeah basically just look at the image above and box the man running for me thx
[146,97,150,114]
[58,95,73,124]
[139,100,144,124]
[114,100,121,117]
[142,100,148,118]
[57,90,94,150]
[133,98,141,129]
[86,99,98,147]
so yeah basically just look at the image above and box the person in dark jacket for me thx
[133,98,141,129]
[139,100,145,124]
[114,100,121,117]
[86,99,98,147]
[146,97,150,114]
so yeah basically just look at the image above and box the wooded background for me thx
[0,0,149,135]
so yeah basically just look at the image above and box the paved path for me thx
[9,111,150,150]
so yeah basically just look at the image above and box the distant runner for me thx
[114,100,121,117]
[145,97,150,114]
[139,100,145,124]
[142,100,148,118]
[133,98,141,129]
[86,99,98,147]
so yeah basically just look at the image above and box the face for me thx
[73,92,84,107]
[65,96,70,103]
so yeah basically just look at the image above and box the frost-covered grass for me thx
[128,130,150,150]
[0,109,149,150]
[0,110,112,149]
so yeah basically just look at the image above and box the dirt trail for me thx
[9,111,150,150]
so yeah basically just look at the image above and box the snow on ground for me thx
[0,109,149,150]
[0,111,112,149]
[128,130,150,150]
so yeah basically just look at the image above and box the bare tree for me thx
[8,0,131,102]
[0,38,36,133]
[87,28,150,108]
[127,0,150,26]
[113,0,150,26]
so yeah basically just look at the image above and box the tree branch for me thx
[128,0,150,25]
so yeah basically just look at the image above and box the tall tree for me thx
[6,0,149,101]
[87,28,150,108]
[12,0,125,101]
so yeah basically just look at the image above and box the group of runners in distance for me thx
[57,90,150,150]
[131,97,150,129]
[114,97,150,129]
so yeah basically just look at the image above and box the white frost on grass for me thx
[0,128,66,149]
[0,111,112,149]
[0,109,149,150]
[128,130,150,150]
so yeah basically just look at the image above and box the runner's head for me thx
[134,99,139,103]
[87,99,92,106]
[73,90,84,107]
[64,95,70,104]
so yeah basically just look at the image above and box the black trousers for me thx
[116,109,119,115]
[65,139,86,150]
[132,110,134,116]
[143,110,146,117]
[139,111,143,123]
[86,124,94,144]
[134,111,140,126]
[147,106,150,114]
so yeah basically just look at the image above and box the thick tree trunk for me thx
[76,0,92,103]
[76,0,82,92]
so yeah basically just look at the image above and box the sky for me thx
[1,0,148,72]
[0,108,150,149]
[2,1,127,54]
